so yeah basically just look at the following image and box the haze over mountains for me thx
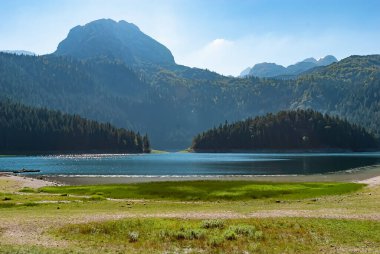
[0,50,35,56]
[0,19,379,149]
[240,55,338,78]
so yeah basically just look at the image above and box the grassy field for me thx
[39,181,363,201]
[1,179,379,253]
[53,217,380,253]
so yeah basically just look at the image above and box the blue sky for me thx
[1,0,379,75]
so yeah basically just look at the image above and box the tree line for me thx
[191,109,379,152]
[0,100,150,154]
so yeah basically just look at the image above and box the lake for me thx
[1,152,380,177]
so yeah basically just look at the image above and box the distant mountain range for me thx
[0,19,379,149]
[239,55,337,78]
[0,50,35,56]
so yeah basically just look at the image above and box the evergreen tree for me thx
[191,110,379,152]
[0,100,151,154]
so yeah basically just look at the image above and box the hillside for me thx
[0,19,379,149]
[0,100,150,154]
[191,110,379,152]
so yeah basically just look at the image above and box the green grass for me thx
[40,181,364,201]
[52,217,380,253]
[0,179,378,253]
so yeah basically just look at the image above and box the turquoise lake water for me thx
[1,152,380,176]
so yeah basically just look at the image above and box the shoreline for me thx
[29,164,380,186]
[2,164,380,188]
[0,172,60,192]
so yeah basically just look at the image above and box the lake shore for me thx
[2,163,380,187]
[0,172,60,192]
[17,164,380,186]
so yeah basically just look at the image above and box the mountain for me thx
[54,19,175,67]
[238,67,252,77]
[0,19,379,149]
[247,63,287,78]
[191,109,378,152]
[317,55,337,66]
[1,50,35,56]
[242,55,338,78]
[0,100,150,154]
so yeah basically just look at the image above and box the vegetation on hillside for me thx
[1,51,379,148]
[191,109,379,151]
[0,100,150,153]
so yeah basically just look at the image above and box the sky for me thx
[1,0,380,76]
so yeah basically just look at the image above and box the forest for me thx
[0,100,150,154]
[191,109,379,152]
[0,53,379,148]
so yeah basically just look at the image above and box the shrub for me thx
[230,224,256,237]
[158,229,170,239]
[158,228,205,240]
[187,229,206,240]
[224,229,237,241]
[254,230,264,239]
[128,231,139,242]
[88,195,106,201]
[208,236,224,247]
[201,219,225,229]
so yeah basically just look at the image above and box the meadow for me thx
[0,178,379,253]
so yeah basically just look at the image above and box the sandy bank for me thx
[358,175,380,187]
[0,173,60,192]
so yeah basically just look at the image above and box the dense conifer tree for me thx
[0,100,150,154]
[191,110,379,152]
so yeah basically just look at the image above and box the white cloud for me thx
[178,38,234,74]
[177,31,380,76]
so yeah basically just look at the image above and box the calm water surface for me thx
[1,152,380,176]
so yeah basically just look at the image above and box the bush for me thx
[158,229,170,239]
[187,229,206,240]
[128,231,139,242]
[88,195,106,201]
[208,236,224,247]
[201,219,225,229]
[229,224,256,237]
[224,229,237,241]
[254,230,263,239]
[158,228,205,240]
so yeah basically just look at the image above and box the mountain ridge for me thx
[240,55,338,78]
[54,19,175,67]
